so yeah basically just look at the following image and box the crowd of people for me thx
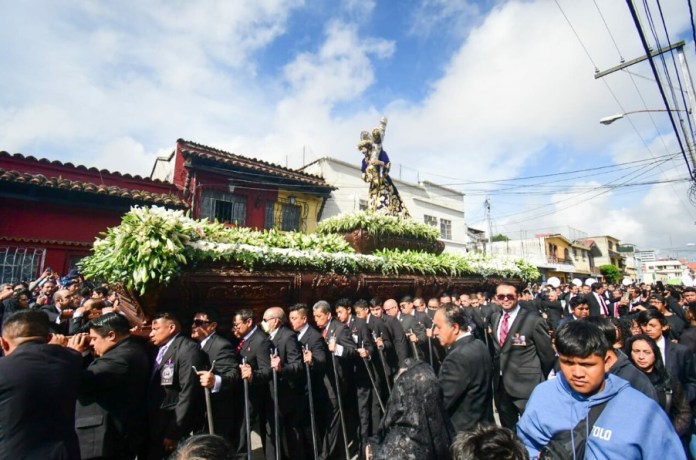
[1,268,696,459]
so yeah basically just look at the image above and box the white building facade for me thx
[302,157,479,253]
[642,259,686,284]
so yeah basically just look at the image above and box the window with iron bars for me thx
[200,190,247,226]
[0,246,45,284]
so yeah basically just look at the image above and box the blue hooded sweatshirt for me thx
[517,373,685,460]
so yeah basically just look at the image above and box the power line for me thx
[689,0,696,55]
[626,0,694,178]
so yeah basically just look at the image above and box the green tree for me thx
[600,264,621,284]
[491,233,510,242]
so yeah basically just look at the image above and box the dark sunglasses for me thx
[192,319,211,327]
[495,294,516,301]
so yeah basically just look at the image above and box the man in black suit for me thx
[489,282,555,430]
[263,306,306,460]
[335,299,379,450]
[312,300,357,459]
[39,289,74,334]
[384,298,425,359]
[369,297,409,372]
[66,312,150,459]
[0,310,83,459]
[587,282,610,317]
[434,304,493,432]
[147,312,207,459]
[193,308,240,444]
[235,308,272,459]
[353,299,393,392]
[288,303,330,460]
[540,289,563,332]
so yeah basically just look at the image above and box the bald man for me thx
[379,299,410,368]
[39,289,74,334]
[262,306,306,460]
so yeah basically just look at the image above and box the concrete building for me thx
[585,235,625,272]
[642,259,686,284]
[634,249,657,263]
[618,243,640,281]
[302,157,475,253]
[491,235,577,283]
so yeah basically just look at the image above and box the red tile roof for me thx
[178,139,335,190]
[0,236,92,248]
[0,167,188,208]
[0,151,170,185]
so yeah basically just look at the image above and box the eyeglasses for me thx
[232,322,246,329]
[262,317,277,322]
[495,294,516,301]
[192,319,210,327]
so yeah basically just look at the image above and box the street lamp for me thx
[599,109,690,125]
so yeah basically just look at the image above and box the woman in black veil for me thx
[367,358,454,459]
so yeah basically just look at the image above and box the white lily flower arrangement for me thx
[80,206,540,294]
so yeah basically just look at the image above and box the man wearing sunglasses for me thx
[490,283,555,430]
[193,308,240,445]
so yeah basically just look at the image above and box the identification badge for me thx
[161,360,174,386]
[511,334,527,347]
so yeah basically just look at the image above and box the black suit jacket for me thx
[586,292,607,317]
[667,296,687,322]
[439,335,494,432]
[382,314,409,368]
[148,335,207,446]
[0,342,82,460]
[39,304,70,334]
[76,337,149,459]
[398,313,426,343]
[298,324,332,401]
[237,326,272,405]
[323,318,356,385]
[200,332,240,437]
[665,340,696,404]
[541,300,563,331]
[365,315,394,377]
[270,325,305,414]
[490,307,555,400]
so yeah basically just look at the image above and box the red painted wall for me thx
[191,171,278,229]
[0,198,125,275]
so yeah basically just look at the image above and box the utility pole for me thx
[485,197,492,256]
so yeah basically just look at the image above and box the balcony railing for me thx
[547,256,573,265]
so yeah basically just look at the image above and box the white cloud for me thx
[1,0,694,252]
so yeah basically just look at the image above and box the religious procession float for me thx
[78,118,539,324]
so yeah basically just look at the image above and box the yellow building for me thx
[544,234,575,283]
[272,189,325,233]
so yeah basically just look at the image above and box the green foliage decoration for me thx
[79,206,541,294]
[317,211,440,241]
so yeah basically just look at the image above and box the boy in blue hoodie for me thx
[517,320,685,460]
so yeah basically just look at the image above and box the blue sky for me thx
[1,0,695,255]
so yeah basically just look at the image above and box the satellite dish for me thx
[571,278,583,287]
[547,277,561,288]
[585,278,597,286]
[622,277,633,286]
